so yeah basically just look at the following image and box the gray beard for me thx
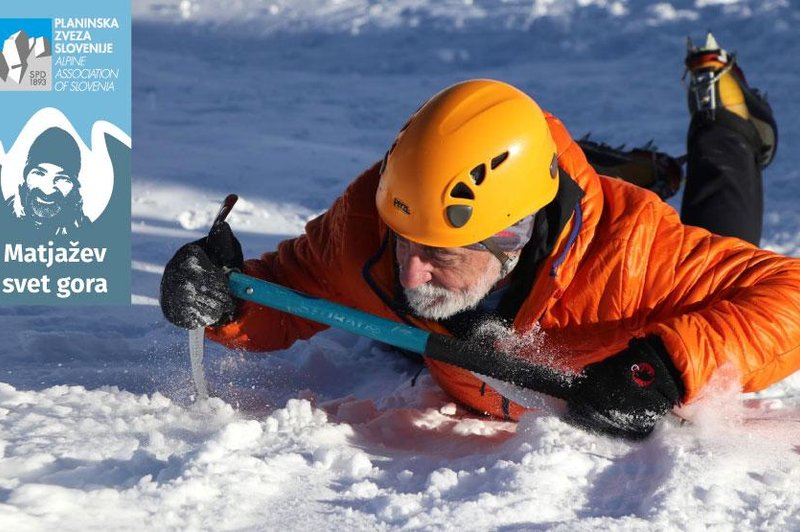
[403,256,518,321]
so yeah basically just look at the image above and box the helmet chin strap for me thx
[480,237,518,277]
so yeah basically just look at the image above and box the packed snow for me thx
[2,0,800,529]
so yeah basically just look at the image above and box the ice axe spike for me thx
[188,194,239,401]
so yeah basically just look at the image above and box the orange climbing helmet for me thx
[376,79,559,248]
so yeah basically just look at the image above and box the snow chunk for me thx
[313,447,372,480]
[268,398,328,431]
[396,470,413,482]
[214,419,263,451]
[438,403,457,416]
[345,480,380,499]
[197,419,263,462]
[377,494,423,524]
[426,468,459,495]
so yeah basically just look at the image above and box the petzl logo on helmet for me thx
[393,197,410,215]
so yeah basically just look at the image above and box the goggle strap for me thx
[480,237,511,268]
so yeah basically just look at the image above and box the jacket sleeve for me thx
[206,162,387,352]
[625,198,800,401]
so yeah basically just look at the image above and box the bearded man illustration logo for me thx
[5,127,90,235]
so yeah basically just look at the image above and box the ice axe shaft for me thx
[227,271,573,400]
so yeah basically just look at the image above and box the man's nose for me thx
[37,177,56,195]
[398,251,433,290]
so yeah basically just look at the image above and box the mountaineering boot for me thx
[685,32,778,168]
[578,136,684,200]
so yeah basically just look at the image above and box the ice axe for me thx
[189,200,687,436]
[192,197,575,405]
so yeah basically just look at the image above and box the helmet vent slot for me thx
[450,182,475,200]
[490,151,509,169]
[470,164,486,186]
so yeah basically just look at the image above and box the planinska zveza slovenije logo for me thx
[0,5,130,305]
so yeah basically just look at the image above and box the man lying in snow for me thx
[160,35,798,439]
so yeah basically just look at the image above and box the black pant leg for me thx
[681,113,763,246]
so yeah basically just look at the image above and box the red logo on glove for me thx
[631,362,656,387]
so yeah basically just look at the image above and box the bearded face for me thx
[19,162,82,226]
[403,258,505,320]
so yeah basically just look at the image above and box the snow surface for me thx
[3,0,800,529]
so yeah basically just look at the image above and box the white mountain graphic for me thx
[0,30,51,84]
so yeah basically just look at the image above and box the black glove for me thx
[566,336,684,439]
[159,222,244,329]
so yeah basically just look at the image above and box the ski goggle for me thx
[463,212,537,252]
[393,212,537,268]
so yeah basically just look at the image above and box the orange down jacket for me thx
[207,112,800,420]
